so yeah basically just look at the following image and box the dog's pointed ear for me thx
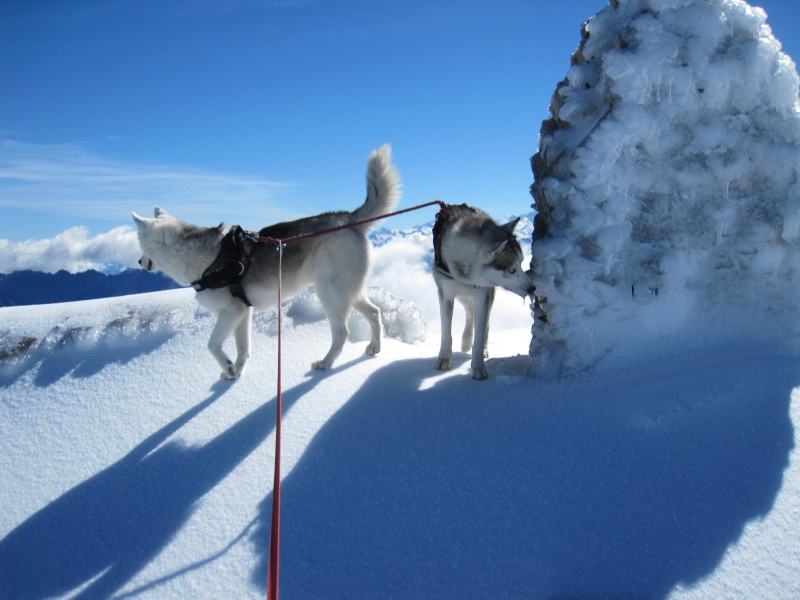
[483,239,509,261]
[154,207,173,219]
[132,212,149,230]
[501,217,520,235]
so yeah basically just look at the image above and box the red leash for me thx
[256,200,446,246]
[262,200,447,600]
[266,241,284,600]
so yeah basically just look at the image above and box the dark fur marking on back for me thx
[258,211,349,240]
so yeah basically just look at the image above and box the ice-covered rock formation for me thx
[529,0,800,376]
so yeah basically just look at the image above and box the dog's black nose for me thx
[527,284,536,295]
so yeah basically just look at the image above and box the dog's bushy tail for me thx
[350,144,401,230]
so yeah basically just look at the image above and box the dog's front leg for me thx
[232,306,253,377]
[470,288,494,380]
[208,305,250,379]
[457,296,474,354]
[434,289,455,371]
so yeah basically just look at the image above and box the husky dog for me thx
[432,204,535,380]
[132,145,400,379]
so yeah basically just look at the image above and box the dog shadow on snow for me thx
[0,355,363,600]
[251,352,798,600]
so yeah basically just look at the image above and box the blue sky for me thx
[1,0,799,244]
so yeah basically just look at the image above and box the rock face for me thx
[529,0,800,376]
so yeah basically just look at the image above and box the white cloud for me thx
[0,226,141,274]
[0,139,299,227]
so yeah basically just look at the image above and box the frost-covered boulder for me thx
[530,0,800,376]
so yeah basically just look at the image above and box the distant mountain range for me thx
[0,213,534,307]
[0,269,181,307]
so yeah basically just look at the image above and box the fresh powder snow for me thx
[0,283,798,598]
[3,0,800,597]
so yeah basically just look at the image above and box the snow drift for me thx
[530,0,800,376]
[1,288,799,598]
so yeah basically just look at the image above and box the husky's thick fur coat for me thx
[432,204,535,379]
[133,145,400,379]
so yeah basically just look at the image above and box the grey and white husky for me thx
[132,145,401,379]
[432,204,535,380]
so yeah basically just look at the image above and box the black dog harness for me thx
[191,225,256,306]
[432,208,449,278]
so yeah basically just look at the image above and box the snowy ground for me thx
[3,0,800,596]
[1,286,798,599]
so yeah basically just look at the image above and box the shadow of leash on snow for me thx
[0,353,369,600]
[250,353,797,600]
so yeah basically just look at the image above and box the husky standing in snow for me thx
[432,204,535,380]
[132,145,401,380]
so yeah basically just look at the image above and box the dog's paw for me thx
[471,366,489,380]
[311,359,331,371]
[364,342,381,356]
[221,367,240,380]
[434,357,451,371]
[220,361,241,380]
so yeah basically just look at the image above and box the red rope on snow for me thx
[262,200,447,600]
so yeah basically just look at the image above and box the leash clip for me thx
[241,229,260,243]
[275,239,286,254]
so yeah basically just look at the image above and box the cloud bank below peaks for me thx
[0,226,141,274]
